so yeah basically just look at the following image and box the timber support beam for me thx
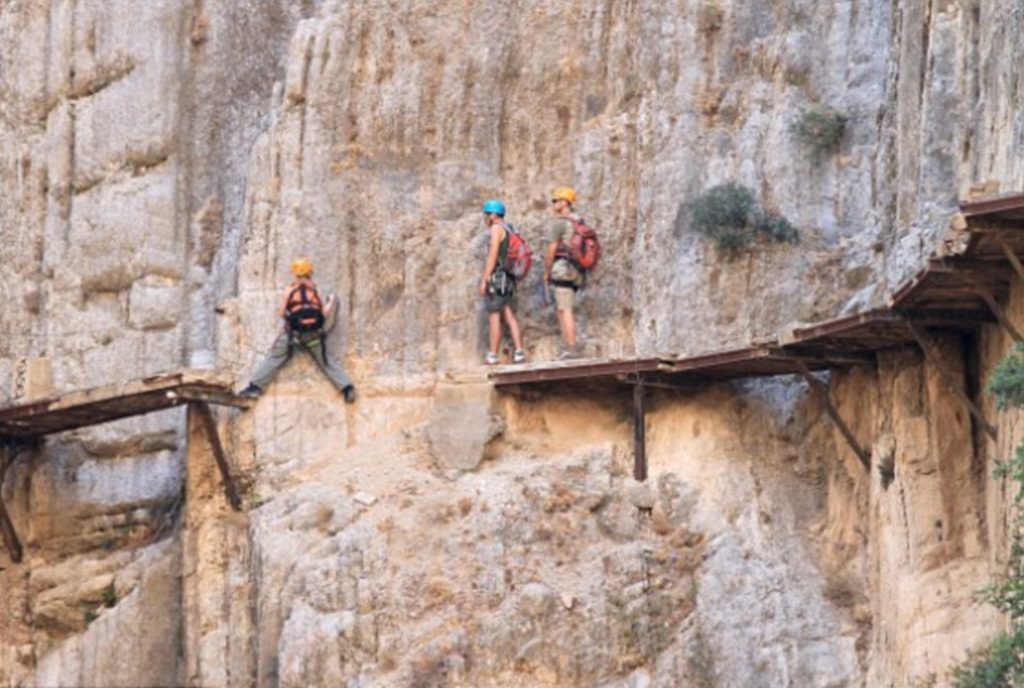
[960,272,1024,343]
[792,359,871,471]
[633,376,648,482]
[0,441,23,563]
[191,402,242,511]
[905,321,998,441]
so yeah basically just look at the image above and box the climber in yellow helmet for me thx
[546,186,584,358]
[238,258,356,402]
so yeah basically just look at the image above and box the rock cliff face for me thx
[1,1,1023,686]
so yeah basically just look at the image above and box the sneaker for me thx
[238,383,262,398]
[484,352,500,365]
[557,349,579,361]
[512,349,527,364]
[342,385,357,404]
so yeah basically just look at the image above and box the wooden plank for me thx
[490,358,665,386]
[191,402,242,511]
[793,360,871,470]
[905,322,998,441]
[633,378,647,482]
[961,193,1024,218]
[0,375,250,439]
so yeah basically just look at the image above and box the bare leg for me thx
[556,308,577,348]
[488,312,503,354]
[503,306,523,350]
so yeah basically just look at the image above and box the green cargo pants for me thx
[250,332,353,392]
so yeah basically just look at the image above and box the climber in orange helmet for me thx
[239,258,356,402]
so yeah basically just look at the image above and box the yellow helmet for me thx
[291,258,314,278]
[552,186,577,205]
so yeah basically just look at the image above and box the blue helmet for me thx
[482,199,506,217]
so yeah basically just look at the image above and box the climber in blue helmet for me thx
[479,199,526,365]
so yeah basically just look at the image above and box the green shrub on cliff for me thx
[987,343,1024,409]
[686,183,799,256]
[789,108,846,165]
[954,345,1024,686]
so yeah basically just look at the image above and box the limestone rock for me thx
[426,382,502,472]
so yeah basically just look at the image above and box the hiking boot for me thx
[342,385,357,404]
[484,352,500,366]
[238,383,262,398]
[512,349,527,364]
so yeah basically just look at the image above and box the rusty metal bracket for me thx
[905,321,998,441]
[0,441,23,563]
[792,359,871,471]
[959,271,1024,343]
[191,402,242,511]
[633,376,648,482]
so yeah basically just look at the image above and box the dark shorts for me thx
[485,272,516,314]
[486,289,516,314]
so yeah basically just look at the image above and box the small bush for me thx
[757,214,799,243]
[954,343,1024,684]
[987,343,1024,409]
[953,632,1024,687]
[790,108,847,165]
[686,183,799,255]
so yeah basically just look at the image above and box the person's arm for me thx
[479,225,502,296]
[323,293,336,320]
[276,287,291,332]
[545,241,558,282]
[278,287,290,319]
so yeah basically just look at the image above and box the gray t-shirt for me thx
[549,217,575,244]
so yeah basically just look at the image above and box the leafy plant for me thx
[789,108,847,165]
[953,632,1024,687]
[954,345,1024,685]
[686,183,799,255]
[987,343,1024,410]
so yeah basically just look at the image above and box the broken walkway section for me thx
[0,371,250,563]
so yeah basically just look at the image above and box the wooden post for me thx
[960,272,1024,343]
[191,403,242,511]
[792,360,872,471]
[0,442,23,563]
[993,233,1024,282]
[905,321,998,441]
[633,377,648,482]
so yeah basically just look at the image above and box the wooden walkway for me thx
[0,371,250,563]
[2,193,1022,564]
[491,192,1024,480]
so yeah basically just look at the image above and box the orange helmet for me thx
[552,186,577,205]
[291,258,314,278]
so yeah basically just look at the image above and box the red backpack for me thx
[284,282,325,333]
[569,218,601,271]
[502,224,533,280]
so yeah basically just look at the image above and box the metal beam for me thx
[905,321,998,441]
[792,359,871,471]
[633,377,648,482]
[191,402,242,511]
[0,442,23,563]
[959,272,1024,343]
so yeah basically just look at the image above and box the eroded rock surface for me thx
[2,1,1023,686]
